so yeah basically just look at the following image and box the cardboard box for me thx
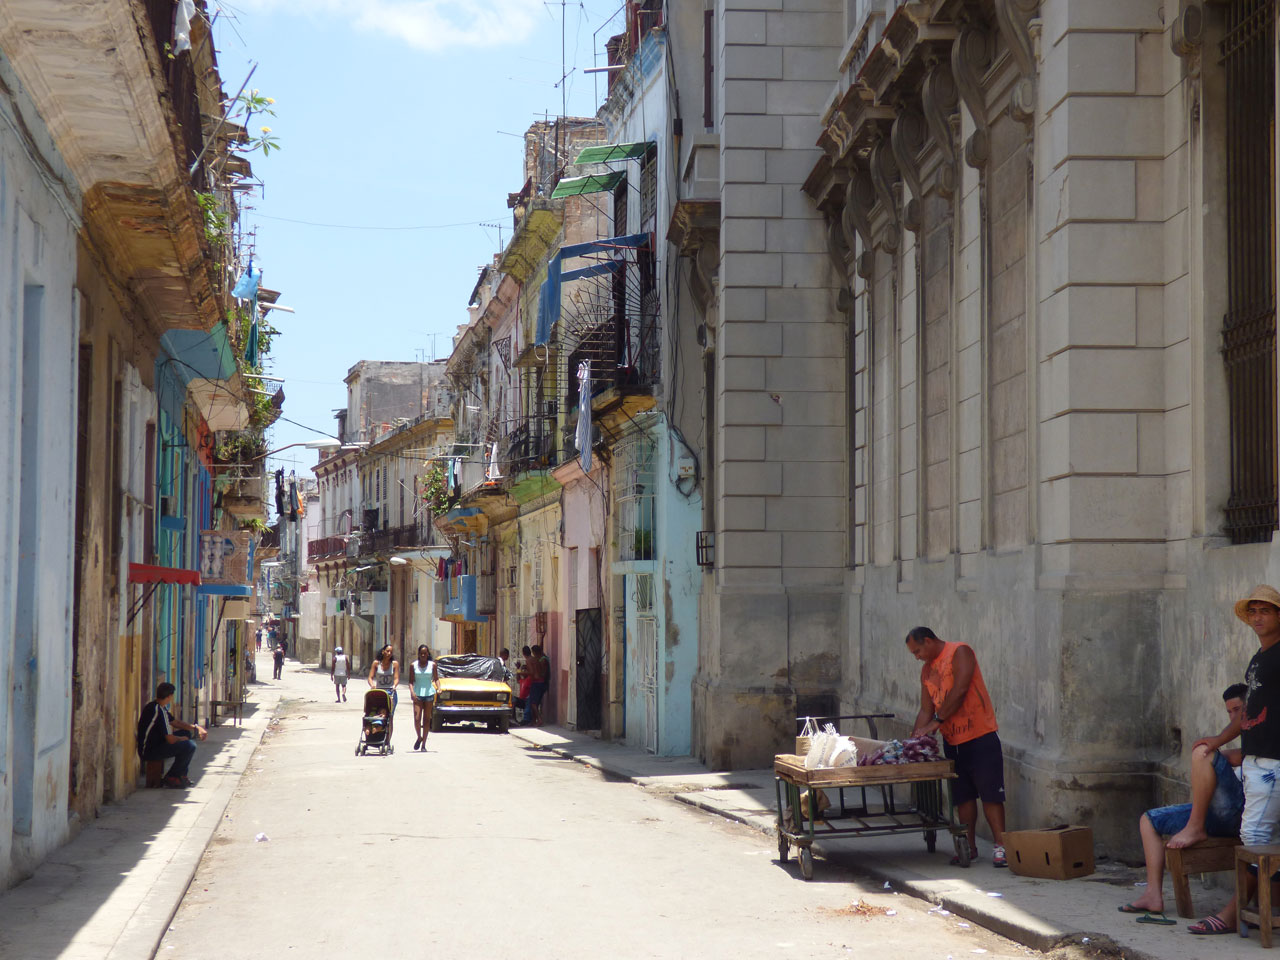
[1004,825,1095,880]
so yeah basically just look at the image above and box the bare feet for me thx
[1167,825,1208,850]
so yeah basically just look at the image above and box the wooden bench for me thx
[1166,836,1242,918]
[210,699,243,727]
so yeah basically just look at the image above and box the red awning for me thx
[128,563,202,586]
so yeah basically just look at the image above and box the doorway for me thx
[575,608,603,730]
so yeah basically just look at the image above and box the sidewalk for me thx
[510,724,1262,960]
[0,656,288,960]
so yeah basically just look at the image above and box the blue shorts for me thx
[1145,750,1244,837]
[943,731,1006,805]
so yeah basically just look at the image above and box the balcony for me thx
[503,421,557,475]
[0,0,228,333]
[442,575,489,623]
[307,536,347,561]
[475,574,497,614]
[363,523,434,556]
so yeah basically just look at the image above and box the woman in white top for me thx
[367,644,400,712]
[408,645,438,751]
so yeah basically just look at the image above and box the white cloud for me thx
[234,0,549,52]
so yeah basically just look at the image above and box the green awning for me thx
[550,171,625,199]
[573,142,651,164]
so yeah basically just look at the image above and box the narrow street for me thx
[158,657,1031,959]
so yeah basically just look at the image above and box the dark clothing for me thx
[272,647,285,680]
[137,699,174,759]
[943,731,1007,805]
[137,700,196,779]
[1243,642,1280,760]
[151,732,196,778]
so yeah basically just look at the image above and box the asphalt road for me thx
[158,664,1033,959]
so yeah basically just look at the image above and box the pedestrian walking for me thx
[331,645,350,702]
[368,643,399,712]
[409,645,438,750]
[272,642,285,680]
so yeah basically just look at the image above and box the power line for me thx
[250,213,507,231]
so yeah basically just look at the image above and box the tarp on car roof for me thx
[437,654,506,682]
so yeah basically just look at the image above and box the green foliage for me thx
[234,90,282,157]
[241,517,269,533]
[195,191,229,247]
[420,463,455,514]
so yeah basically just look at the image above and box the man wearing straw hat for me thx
[1184,585,1280,934]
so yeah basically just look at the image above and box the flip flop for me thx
[1135,913,1176,926]
[1188,915,1233,935]
[1118,903,1153,914]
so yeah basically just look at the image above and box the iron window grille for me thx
[1222,0,1278,544]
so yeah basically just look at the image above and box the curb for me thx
[511,731,1146,959]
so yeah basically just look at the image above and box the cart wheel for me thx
[925,829,937,853]
[777,829,789,862]
[952,834,971,867]
[798,847,814,881]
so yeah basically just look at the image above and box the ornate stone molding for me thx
[951,24,993,168]
[869,140,901,253]
[841,170,878,279]
[921,62,960,196]
[826,215,854,315]
[994,0,1038,125]
[891,106,928,233]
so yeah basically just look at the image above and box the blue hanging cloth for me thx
[232,262,262,300]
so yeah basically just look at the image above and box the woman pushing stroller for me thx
[409,645,438,751]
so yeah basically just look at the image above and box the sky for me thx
[209,0,623,478]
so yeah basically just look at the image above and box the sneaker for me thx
[179,775,193,787]
[162,776,186,789]
[992,844,1007,868]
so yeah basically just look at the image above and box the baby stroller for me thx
[356,688,395,756]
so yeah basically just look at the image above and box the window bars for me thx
[1222,0,1278,544]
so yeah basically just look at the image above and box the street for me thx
[158,658,1032,959]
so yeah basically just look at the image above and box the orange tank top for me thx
[922,641,998,746]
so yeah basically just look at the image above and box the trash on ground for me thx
[254,833,268,842]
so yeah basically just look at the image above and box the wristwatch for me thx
[933,712,943,723]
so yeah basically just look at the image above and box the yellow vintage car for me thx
[431,654,513,734]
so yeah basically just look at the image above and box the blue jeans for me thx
[1146,750,1245,837]
[524,681,548,724]
[146,731,196,780]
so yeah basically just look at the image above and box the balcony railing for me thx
[503,421,557,474]
[363,523,434,555]
[307,536,346,560]
[143,0,207,187]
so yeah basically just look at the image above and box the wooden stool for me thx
[1166,836,1241,918]
[144,760,165,788]
[1235,843,1280,946]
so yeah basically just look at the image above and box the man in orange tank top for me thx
[906,626,1007,867]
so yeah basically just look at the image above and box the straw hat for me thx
[1235,585,1280,623]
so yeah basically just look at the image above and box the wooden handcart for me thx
[776,716,966,880]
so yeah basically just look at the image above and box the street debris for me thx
[254,833,268,842]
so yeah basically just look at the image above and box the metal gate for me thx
[1222,0,1278,543]
[634,574,658,754]
[575,607,603,730]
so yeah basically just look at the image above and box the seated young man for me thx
[136,682,207,789]
[1120,683,1246,920]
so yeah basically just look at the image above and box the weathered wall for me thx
[0,45,82,888]
[695,0,845,769]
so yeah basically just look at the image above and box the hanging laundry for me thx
[576,361,593,473]
[274,469,286,517]
[173,0,196,53]
[486,442,503,481]
[232,263,262,300]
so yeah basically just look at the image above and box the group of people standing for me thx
[513,644,550,727]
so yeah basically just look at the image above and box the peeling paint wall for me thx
[0,46,82,889]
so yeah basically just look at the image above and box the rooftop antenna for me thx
[480,220,505,249]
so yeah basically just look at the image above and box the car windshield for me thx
[436,654,506,682]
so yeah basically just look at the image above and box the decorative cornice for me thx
[890,105,927,232]
[921,62,960,196]
[869,140,901,254]
[951,24,993,168]
[994,0,1038,125]
[841,168,878,280]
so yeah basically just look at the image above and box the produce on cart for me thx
[775,715,965,881]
